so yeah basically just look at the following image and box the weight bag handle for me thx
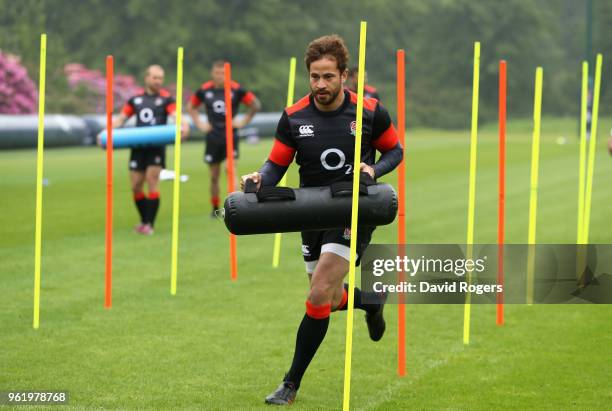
[256,186,296,202]
[244,178,296,202]
[330,172,376,197]
[244,179,259,193]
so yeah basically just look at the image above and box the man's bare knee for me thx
[308,282,335,306]
[130,172,145,192]
[146,178,159,192]
[309,253,347,306]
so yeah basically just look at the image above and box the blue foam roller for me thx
[99,125,176,149]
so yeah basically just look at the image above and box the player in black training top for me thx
[241,35,403,406]
[187,60,261,217]
[109,65,188,235]
[347,66,381,100]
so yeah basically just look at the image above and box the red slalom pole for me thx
[396,49,407,376]
[105,55,114,309]
[497,60,506,326]
[224,62,238,281]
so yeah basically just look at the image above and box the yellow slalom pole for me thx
[463,41,480,346]
[170,47,184,295]
[272,57,296,268]
[343,21,367,411]
[33,34,47,330]
[526,67,543,305]
[577,62,588,244]
[583,54,603,245]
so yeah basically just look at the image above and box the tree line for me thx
[1,0,610,127]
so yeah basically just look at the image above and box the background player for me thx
[187,60,261,217]
[108,64,189,235]
[347,66,381,100]
[241,35,403,405]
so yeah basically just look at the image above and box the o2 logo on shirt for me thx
[320,148,352,174]
[213,100,226,114]
[139,108,156,124]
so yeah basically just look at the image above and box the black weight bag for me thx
[222,172,397,235]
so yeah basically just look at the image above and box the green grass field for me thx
[2,117,612,410]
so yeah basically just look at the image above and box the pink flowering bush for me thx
[0,50,38,114]
[63,63,191,113]
[64,63,141,113]
[0,55,191,115]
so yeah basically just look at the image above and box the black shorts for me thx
[129,146,166,171]
[300,227,375,274]
[204,131,239,164]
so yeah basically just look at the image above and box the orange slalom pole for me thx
[105,55,114,308]
[497,60,506,325]
[396,49,407,377]
[224,62,238,281]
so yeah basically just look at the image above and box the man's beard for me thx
[313,87,341,106]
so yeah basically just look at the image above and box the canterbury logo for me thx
[298,124,314,137]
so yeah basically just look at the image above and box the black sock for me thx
[146,192,160,226]
[134,192,147,223]
[284,302,330,390]
[337,284,379,314]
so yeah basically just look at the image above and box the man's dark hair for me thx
[304,35,350,73]
[347,67,358,78]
